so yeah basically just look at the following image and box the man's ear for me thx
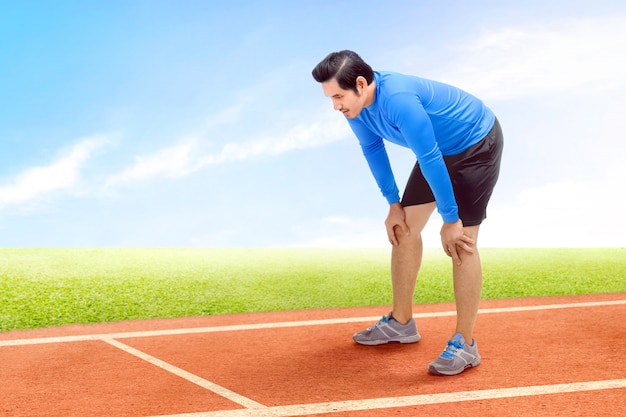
[356,76,368,91]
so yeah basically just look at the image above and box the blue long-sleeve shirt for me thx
[347,71,495,223]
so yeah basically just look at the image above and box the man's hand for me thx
[385,203,410,245]
[440,220,475,265]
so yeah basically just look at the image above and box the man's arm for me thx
[349,121,400,205]
[348,121,410,244]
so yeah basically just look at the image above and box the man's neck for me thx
[364,81,376,108]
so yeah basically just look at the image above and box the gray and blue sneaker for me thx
[353,312,421,346]
[428,333,481,375]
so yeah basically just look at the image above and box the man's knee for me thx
[395,225,422,246]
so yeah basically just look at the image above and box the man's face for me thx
[321,79,367,119]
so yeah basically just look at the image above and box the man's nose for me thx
[333,100,342,111]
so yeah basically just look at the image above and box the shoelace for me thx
[368,315,389,330]
[440,339,464,359]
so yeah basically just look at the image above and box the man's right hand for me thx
[385,202,410,245]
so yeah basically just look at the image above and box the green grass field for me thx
[1,248,624,332]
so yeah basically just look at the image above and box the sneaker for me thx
[428,333,481,376]
[353,312,421,346]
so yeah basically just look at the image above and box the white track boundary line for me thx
[102,338,267,410]
[150,378,626,417]
[1,299,624,347]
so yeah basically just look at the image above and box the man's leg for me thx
[453,225,481,341]
[390,202,436,325]
[351,202,435,346]
[428,224,483,376]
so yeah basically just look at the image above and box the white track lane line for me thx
[149,379,626,417]
[102,338,267,410]
[1,299,625,347]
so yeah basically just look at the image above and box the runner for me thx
[312,50,503,375]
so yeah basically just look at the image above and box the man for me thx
[311,50,503,376]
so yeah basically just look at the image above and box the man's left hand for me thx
[440,220,475,265]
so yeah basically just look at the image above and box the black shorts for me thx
[401,118,503,226]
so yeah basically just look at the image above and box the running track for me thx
[1,293,625,416]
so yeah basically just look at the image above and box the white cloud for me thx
[199,116,349,165]
[106,112,350,187]
[0,137,109,209]
[480,173,626,247]
[443,17,626,100]
[105,138,199,187]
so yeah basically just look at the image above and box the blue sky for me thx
[1,0,625,248]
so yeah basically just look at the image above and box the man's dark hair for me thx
[312,50,374,94]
